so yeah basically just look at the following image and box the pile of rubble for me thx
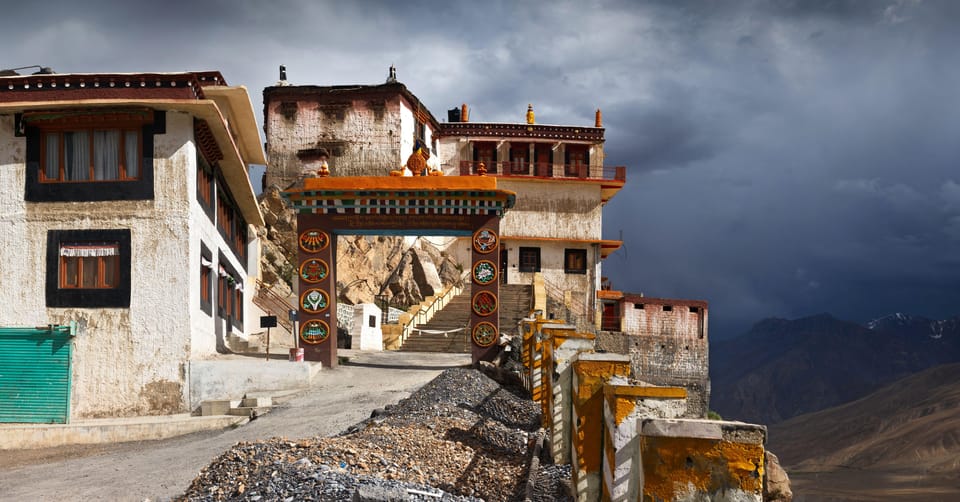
[179,368,563,501]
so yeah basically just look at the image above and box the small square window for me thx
[689,306,699,313]
[634,303,645,310]
[564,249,587,274]
[518,247,541,273]
[663,305,673,312]
[46,229,131,308]
[59,243,120,289]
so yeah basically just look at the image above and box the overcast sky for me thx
[4,0,958,337]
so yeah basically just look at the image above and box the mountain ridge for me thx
[710,312,960,424]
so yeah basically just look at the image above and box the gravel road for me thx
[0,351,470,502]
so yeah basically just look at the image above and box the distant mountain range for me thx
[710,312,960,424]
[768,363,960,500]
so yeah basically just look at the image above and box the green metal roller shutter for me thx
[0,325,73,424]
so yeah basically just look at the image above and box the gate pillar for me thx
[470,215,501,363]
[295,215,337,368]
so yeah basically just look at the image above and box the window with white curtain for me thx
[41,127,140,182]
[59,242,120,289]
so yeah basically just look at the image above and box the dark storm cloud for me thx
[4,0,959,337]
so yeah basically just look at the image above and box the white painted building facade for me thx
[0,71,265,419]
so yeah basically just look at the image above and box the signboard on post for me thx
[260,316,278,328]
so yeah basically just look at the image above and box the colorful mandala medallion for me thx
[472,291,498,316]
[300,319,330,344]
[299,259,329,283]
[472,260,497,285]
[472,228,498,254]
[472,321,498,347]
[298,229,330,253]
[300,289,330,313]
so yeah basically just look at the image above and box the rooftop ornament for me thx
[0,65,55,77]
[526,103,535,124]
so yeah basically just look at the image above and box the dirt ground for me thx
[0,351,470,502]
[787,466,960,502]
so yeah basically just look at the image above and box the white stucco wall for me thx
[498,180,603,240]
[0,111,257,418]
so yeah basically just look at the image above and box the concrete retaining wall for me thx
[187,359,322,409]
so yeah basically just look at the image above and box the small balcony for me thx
[456,160,626,182]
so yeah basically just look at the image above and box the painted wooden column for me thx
[295,214,337,368]
[469,216,501,363]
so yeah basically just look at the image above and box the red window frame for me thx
[200,264,211,304]
[59,243,120,289]
[39,124,142,183]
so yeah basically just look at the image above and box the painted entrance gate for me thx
[0,324,74,423]
[285,176,516,367]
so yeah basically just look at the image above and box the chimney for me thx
[461,103,469,123]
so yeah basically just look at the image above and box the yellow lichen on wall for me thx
[573,360,631,473]
[641,436,765,501]
[605,385,687,426]
[541,338,554,428]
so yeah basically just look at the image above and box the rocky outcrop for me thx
[377,243,462,308]
[256,186,465,310]
[764,450,792,502]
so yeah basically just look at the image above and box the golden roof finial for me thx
[595,108,602,128]
[526,103,535,124]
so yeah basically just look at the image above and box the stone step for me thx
[240,396,272,408]
[200,399,242,416]
[228,406,273,419]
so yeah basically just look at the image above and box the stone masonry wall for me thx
[597,296,710,417]
[264,94,403,186]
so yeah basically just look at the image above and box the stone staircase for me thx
[400,290,472,353]
[399,284,533,353]
[499,284,534,336]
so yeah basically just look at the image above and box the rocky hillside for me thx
[710,313,960,424]
[257,186,465,308]
[768,363,960,500]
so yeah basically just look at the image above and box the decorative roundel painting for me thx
[472,321,498,347]
[472,228,498,254]
[299,258,329,283]
[299,319,330,344]
[300,289,330,314]
[472,291,498,316]
[472,260,497,285]
[299,229,330,253]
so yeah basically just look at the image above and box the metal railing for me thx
[541,275,594,330]
[398,270,470,346]
[253,279,295,331]
[456,160,625,182]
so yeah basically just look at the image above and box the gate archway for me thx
[284,176,516,368]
